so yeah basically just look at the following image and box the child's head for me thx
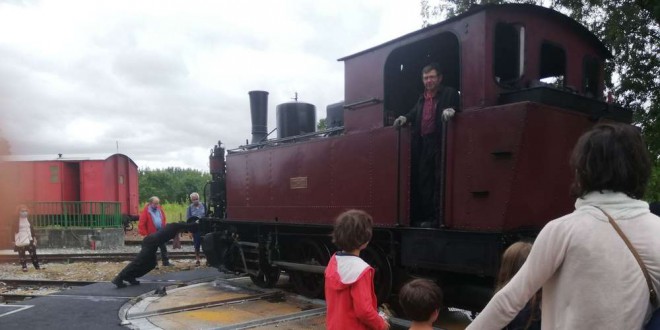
[496,241,533,291]
[331,209,373,251]
[399,279,443,323]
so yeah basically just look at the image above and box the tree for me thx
[139,167,211,204]
[317,118,327,131]
[421,0,660,199]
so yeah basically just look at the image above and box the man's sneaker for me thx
[127,278,140,286]
[111,276,127,288]
[162,262,173,267]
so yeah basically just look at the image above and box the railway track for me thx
[0,252,197,263]
[0,279,99,303]
[124,240,192,246]
[0,279,97,287]
[0,293,43,302]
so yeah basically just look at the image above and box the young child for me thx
[495,241,541,330]
[399,279,443,330]
[324,209,389,330]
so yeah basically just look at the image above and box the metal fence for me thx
[26,201,122,228]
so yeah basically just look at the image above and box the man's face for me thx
[422,69,442,92]
[192,197,199,205]
[151,199,160,208]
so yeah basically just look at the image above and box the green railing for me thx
[26,201,122,228]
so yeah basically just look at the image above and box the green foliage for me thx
[161,202,189,223]
[317,118,327,131]
[139,167,211,204]
[420,0,660,200]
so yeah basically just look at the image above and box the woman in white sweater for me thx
[468,123,660,329]
[12,204,41,272]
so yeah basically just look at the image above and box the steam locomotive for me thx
[199,4,631,310]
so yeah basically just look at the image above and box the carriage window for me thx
[494,23,524,86]
[583,56,600,98]
[50,165,59,183]
[539,42,566,87]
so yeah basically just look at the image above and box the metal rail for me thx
[126,291,284,320]
[0,293,42,302]
[124,239,192,246]
[0,279,97,287]
[0,252,197,263]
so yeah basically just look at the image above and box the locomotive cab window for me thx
[539,42,566,87]
[583,56,601,98]
[383,32,460,125]
[493,22,525,87]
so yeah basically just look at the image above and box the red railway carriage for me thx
[201,4,631,310]
[0,153,139,220]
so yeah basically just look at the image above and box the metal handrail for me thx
[228,127,345,153]
[25,201,122,228]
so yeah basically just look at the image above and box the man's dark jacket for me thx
[403,85,460,141]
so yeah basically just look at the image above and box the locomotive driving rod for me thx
[271,261,326,274]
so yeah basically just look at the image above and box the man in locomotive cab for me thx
[393,63,459,227]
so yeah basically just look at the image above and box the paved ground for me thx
[0,268,219,330]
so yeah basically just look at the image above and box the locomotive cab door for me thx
[383,32,460,226]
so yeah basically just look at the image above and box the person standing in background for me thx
[12,204,41,272]
[138,196,171,266]
[186,192,206,266]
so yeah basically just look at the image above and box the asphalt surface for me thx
[0,267,220,330]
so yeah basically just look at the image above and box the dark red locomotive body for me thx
[201,4,631,310]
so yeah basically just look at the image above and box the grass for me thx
[161,202,189,223]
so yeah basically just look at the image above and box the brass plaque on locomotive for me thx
[290,177,308,189]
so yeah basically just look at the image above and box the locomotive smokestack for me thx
[248,90,269,144]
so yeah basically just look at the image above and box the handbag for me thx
[596,207,659,329]
[14,232,31,247]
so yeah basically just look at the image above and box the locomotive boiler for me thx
[200,4,631,310]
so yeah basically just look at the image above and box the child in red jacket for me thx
[324,210,389,330]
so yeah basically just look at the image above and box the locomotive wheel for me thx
[249,269,281,288]
[289,239,330,298]
[361,245,393,303]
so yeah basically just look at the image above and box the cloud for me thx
[0,0,421,171]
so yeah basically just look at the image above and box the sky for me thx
[0,0,423,171]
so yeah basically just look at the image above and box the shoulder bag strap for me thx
[595,206,657,305]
